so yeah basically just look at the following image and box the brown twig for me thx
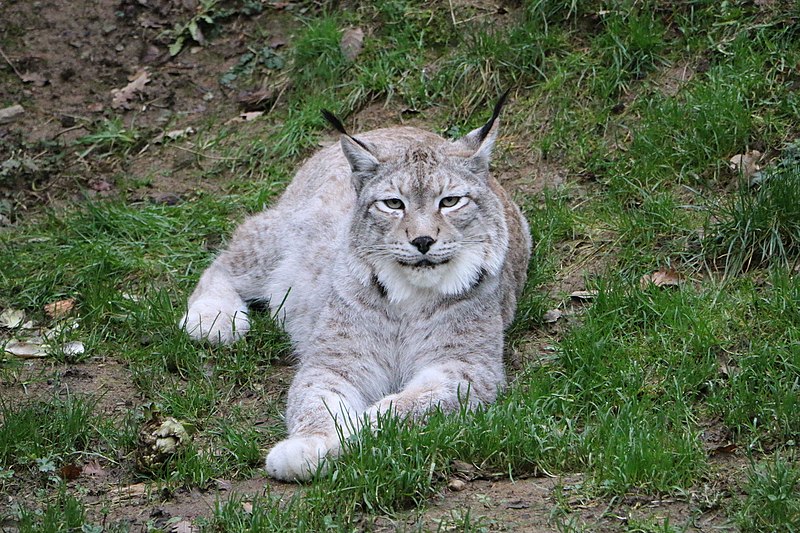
[0,45,24,81]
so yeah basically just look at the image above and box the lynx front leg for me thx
[366,364,502,425]
[266,367,366,482]
[180,261,250,345]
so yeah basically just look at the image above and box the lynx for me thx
[181,95,531,481]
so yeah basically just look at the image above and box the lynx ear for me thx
[340,135,379,175]
[321,109,379,175]
[454,89,510,174]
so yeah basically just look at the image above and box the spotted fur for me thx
[181,102,531,481]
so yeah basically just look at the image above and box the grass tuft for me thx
[738,456,800,532]
[706,142,800,274]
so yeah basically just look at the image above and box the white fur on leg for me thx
[265,435,339,482]
[180,297,250,345]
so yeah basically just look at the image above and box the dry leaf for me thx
[640,268,681,289]
[62,341,85,357]
[340,27,364,61]
[59,463,82,480]
[111,69,151,110]
[240,111,263,121]
[506,500,531,509]
[268,36,287,49]
[21,72,48,86]
[153,127,195,144]
[0,104,25,125]
[0,308,25,328]
[108,482,148,501]
[710,443,737,455]
[570,290,598,301]
[44,298,76,319]
[236,87,277,112]
[542,309,563,323]
[448,479,466,491]
[226,111,264,125]
[82,459,107,477]
[729,151,762,179]
[89,179,114,192]
[241,502,253,514]
[4,340,47,358]
[171,520,197,533]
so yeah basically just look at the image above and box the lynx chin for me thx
[181,94,531,481]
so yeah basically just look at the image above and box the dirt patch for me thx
[0,357,141,417]
[0,0,294,211]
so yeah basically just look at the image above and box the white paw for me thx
[180,299,249,345]
[365,394,401,426]
[265,435,338,482]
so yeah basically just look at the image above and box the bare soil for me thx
[0,1,749,530]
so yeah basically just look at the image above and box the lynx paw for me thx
[180,299,250,345]
[265,435,337,482]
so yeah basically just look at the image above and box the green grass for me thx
[2,0,800,530]
[0,394,102,469]
[738,455,800,532]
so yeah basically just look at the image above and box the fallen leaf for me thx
[108,483,146,496]
[226,111,264,125]
[542,309,563,323]
[44,298,76,319]
[241,502,253,514]
[0,308,25,328]
[0,104,25,125]
[268,36,287,49]
[340,27,364,61]
[171,520,197,533]
[111,69,151,110]
[19,70,47,85]
[240,111,263,121]
[710,443,738,455]
[447,479,466,491]
[59,463,82,480]
[89,179,114,192]
[21,72,48,86]
[506,499,530,509]
[153,127,195,144]
[46,318,80,338]
[640,268,681,289]
[236,88,276,112]
[82,459,107,477]
[62,341,85,357]
[729,151,762,179]
[570,290,598,301]
[4,340,47,358]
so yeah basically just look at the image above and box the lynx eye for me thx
[382,198,405,210]
[439,196,462,209]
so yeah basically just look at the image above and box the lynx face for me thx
[348,144,509,303]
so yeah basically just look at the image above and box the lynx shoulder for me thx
[181,95,531,481]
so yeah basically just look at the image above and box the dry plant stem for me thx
[0,45,24,80]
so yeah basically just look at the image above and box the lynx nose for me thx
[410,236,435,254]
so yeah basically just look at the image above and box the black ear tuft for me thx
[475,88,511,143]
[321,109,348,135]
[320,109,373,152]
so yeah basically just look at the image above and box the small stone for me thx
[448,479,467,491]
[0,104,25,125]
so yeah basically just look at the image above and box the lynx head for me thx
[325,95,511,303]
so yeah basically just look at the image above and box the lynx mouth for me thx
[398,258,450,268]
